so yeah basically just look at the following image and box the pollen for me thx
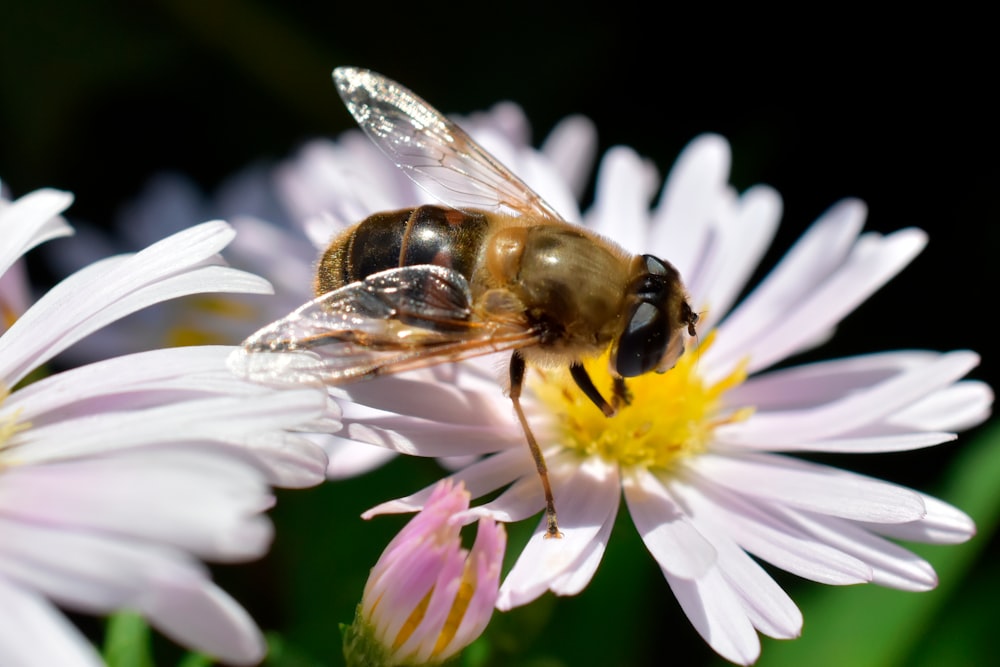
[531,331,751,471]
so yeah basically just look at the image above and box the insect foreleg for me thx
[509,351,562,538]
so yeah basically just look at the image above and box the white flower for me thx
[0,187,331,665]
[336,134,989,665]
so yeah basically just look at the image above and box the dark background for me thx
[2,2,996,666]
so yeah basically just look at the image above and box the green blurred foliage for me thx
[2,3,998,666]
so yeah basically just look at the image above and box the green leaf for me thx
[755,421,1000,667]
[176,652,213,667]
[103,612,154,667]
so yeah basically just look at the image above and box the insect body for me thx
[230,67,698,538]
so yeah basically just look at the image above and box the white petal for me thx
[658,481,804,639]
[0,577,103,667]
[11,345,283,421]
[476,473,554,523]
[622,468,716,579]
[0,222,272,385]
[586,146,658,249]
[692,184,782,332]
[716,351,980,445]
[0,188,74,278]
[740,228,927,375]
[704,199,867,374]
[691,452,925,523]
[339,416,520,458]
[665,567,761,665]
[541,114,598,201]
[861,493,975,545]
[0,446,272,562]
[788,511,939,591]
[0,520,265,663]
[363,447,531,518]
[717,548,802,639]
[670,472,871,585]
[335,371,512,425]
[242,431,331,488]
[496,457,619,609]
[650,134,732,278]
[145,579,265,666]
[723,349,943,411]
[8,389,325,465]
[548,513,613,597]
[323,435,399,479]
[0,517,206,613]
[716,432,957,454]
[885,380,993,432]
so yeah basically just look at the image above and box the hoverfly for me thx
[229,67,698,537]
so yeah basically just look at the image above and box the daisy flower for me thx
[345,134,989,664]
[0,187,331,665]
[342,480,505,667]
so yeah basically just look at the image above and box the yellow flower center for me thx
[531,331,752,471]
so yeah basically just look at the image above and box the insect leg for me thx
[569,362,616,417]
[510,351,562,538]
[611,375,632,411]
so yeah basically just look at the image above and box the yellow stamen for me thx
[532,330,751,471]
[393,590,431,651]
[433,559,475,657]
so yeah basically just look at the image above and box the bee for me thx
[230,67,698,538]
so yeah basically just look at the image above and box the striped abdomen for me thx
[314,205,490,295]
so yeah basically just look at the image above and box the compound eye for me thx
[614,301,667,377]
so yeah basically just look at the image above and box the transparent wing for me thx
[229,265,540,386]
[333,66,564,221]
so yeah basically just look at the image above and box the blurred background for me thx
[2,2,997,665]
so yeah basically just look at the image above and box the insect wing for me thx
[333,66,564,221]
[229,265,539,386]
